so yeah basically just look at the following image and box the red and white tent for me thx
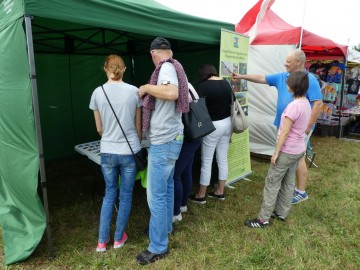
[237,9,347,60]
[235,1,347,155]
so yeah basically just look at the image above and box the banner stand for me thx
[219,29,252,185]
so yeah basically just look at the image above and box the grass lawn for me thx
[1,136,359,269]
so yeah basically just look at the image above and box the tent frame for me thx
[22,13,223,260]
[24,15,55,259]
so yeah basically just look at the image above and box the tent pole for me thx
[338,56,347,138]
[299,0,307,48]
[131,55,135,84]
[24,15,55,259]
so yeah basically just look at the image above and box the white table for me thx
[74,141,101,165]
[74,140,149,189]
[74,139,150,165]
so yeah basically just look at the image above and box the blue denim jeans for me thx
[147,138,183,254]
[98,153,137,243]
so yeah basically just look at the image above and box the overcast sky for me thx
[156,0,360,49]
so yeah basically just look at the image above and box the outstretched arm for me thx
[232,73,267,84]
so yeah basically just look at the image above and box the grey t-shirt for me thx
[149,62,183,145]
[89,82,141,155]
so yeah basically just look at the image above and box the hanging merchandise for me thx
[345,66,360,95]
[309,60,349,137]
[326,61,346,83]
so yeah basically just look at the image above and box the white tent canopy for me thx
[348,49,360,64]
[238,7,347,156]
[247,45,296,155]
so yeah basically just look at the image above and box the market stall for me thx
[0,0,233,264]
[235,8,347,155]
[340,49,360,139]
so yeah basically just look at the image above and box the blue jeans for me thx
[173,138,202,215]
[147,138,183,254]
[98,153,137,243]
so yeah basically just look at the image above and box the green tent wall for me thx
[0,0,234,265]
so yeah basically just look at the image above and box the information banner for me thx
[220,29,252,184]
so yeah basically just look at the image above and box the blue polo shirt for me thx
[265,72,322,127]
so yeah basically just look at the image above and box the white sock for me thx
[295,188,305,194]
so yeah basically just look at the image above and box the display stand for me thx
[343,105,360,115]
[308,60,348,138]
[306,141,318,168]
[341,106,360,141]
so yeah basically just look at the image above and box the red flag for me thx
[236,0,275,34]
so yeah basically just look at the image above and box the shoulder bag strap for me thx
[101,85,135,156]
[188,88,196,101]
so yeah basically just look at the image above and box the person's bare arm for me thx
[93,110,103,136]
[271,117,293,165]
[306,99,323,134]
[139,84,178,101]
[135,107,142,141]
[232,73,267,84]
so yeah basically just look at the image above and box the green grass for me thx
[1,136,360,269]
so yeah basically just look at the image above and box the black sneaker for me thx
[207,192,225,201]
[270,211,286,221]
[244,218,269,228]
[188,195,206,204]
[136,249,169,265]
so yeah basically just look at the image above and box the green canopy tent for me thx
[0,0,234,265]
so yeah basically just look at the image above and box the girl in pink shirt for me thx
[245,71,311,228]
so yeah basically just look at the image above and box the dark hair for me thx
[286,71,309,98]
[197,64,218,83]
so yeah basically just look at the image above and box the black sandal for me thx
[207,192,225,201]
[188,194,206,204]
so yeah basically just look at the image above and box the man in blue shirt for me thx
[232,49,323,204]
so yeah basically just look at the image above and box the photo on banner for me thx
[220,29,252,184]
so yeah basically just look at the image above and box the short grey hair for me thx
[292,49,306,63]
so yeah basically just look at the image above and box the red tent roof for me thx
[236,9,347,59]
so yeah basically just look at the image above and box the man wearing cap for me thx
[232,49,323,206]
[136,37,189,265]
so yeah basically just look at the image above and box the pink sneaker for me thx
[114,232,128,249]
[96,238,110,252]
